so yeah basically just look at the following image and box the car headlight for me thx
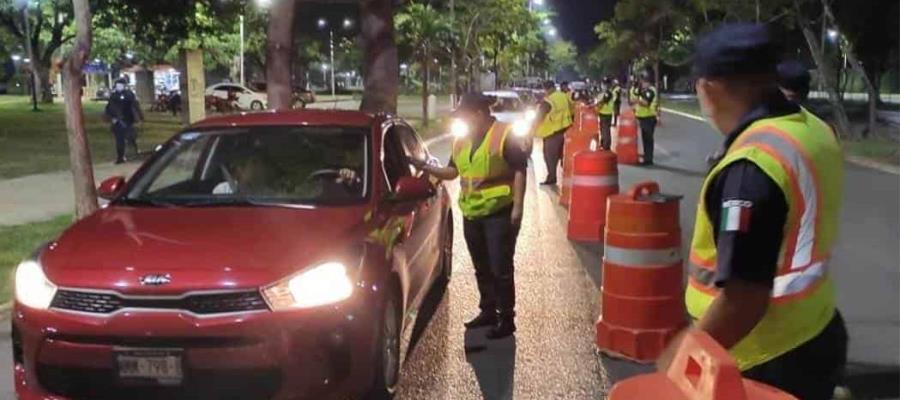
[512,119,532,137]
[14,260,57,310]
[524,108,537,121]
[262,262,353,310]
[450,118,470,138]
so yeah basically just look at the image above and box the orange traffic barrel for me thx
[567,150,618,242]
[559,105,597,208]
[596,181,686,362]
[609,329,798,400]
[615,109,640,165]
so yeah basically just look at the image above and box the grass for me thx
[0,214,73,304]
[0,96,184,179]
[661,96,900,166]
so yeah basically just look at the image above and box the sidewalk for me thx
[0,162,141,226]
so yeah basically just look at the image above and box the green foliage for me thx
[548,40,577,73]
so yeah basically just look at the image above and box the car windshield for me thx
[489,96,524,112]
[123,126,369,207]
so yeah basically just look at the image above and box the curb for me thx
[660,108,900,176]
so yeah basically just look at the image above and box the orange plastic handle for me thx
[628,181,660,200]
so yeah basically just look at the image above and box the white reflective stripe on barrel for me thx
[571,175,618,187]
[604,245,681,267]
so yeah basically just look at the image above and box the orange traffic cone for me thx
[615,109,639,165]
[567,150,618,242]
[609,329,799,400]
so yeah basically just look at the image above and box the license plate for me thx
[115,349,183,384]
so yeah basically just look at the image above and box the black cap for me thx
[452,93,492,117]
[114,77,128,85]
[693,23,778,78]
[777,60,811,92]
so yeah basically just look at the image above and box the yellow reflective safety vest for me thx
[536,91,573,138]
[634,86,658,118]
[686,108,844,370]
[452,122,515,219]
[596,89,617,116]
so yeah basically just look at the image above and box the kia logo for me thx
[139,274,172,286]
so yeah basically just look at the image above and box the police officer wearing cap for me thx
[104,77,144,164]
[634,71,659,166]
[417,93,528,339]
[594,76,617,150]
[660,24,847,400]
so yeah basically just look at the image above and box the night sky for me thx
[549,0,616,52]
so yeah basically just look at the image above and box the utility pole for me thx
[330,29,336,98]
[22,4,38,111]
[239,14,245,86]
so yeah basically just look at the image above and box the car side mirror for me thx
[393,176,433,202]
[98,176,126,200]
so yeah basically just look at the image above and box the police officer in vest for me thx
[533,80,574,185]
[634,71,659,166]
[662,24,847,400]
[611,78,622,127]
[777,59,812,105]
[417,93,528,339]
[594,77,617,150]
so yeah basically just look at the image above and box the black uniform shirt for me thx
[449,118,529,171]
[705,92,799,287]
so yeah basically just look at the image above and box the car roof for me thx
[191,109,380,130]
[482,90,520,99]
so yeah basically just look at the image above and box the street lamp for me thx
[547,27,557,37]
[11,55,21,62]
[320,64,329,89]
[827,29,839,41]
[255,0,271,7]
[318,17,354,99]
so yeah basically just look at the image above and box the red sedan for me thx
[11,110,453,400]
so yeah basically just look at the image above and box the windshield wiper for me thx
[116,197,179,208]
[179,197,309,209]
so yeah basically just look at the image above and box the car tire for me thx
[365,290,401,400]
[250,100,264,110]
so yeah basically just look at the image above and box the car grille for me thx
[50,290,269,315]
[38,364,281,400]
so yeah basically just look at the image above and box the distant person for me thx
[777,60,811,104]
[532,80,574,185]
[167,90,182,117]
[634,71,659,166]
[104,78,144,164]
[660,23,847,400]
[594,77,617,150]
[611,78,622,126]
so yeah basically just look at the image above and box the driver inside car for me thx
[213,153,275,195]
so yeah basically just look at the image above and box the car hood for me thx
[492,111,527,124]
[40,205,370,295]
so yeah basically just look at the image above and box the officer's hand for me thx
[510,206,523,228]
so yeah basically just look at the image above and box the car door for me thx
[235,85,253,109]
[393,124,443,306]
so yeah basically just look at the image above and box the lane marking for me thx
[661,107,706,122]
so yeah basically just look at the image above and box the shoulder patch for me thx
[720,199,753,232]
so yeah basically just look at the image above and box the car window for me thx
[395,125,427,168]
[382,126,408,191]
[125,126,369,206]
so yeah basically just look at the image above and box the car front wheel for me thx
[250,100,264,110]
[366,291,401,400]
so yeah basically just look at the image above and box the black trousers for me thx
[744,311,848,400]
[463,207,519,317]
[598,115,613,150]
[112,123,137,162]
[542,128,567,182]
[637,117,657,163]
[612,101,621,126]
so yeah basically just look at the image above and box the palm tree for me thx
[396,3,453,127]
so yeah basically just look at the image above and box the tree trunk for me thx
[265,0,297,110]
[822,1,878,136]
[359,0,399,114]
[422,50,430,127]
[796,3,854,138]
[36,63,53,103]
[64,0,98,219]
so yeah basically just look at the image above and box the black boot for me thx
[464,311,497,329]
[486,316,516,339]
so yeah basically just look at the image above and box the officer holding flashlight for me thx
[415,93,528,339]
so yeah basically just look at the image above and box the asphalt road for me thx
[1,108,897,399]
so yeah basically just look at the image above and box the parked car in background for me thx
[205,82,268,110]
[11,109,453,400]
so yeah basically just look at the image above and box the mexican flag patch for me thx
[720,200,753,232]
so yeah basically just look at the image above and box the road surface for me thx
[1,108,897,399]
